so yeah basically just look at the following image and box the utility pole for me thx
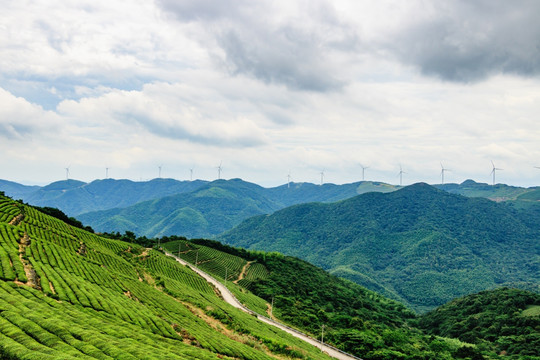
[195,249,199,266]
[270,296,274,317]
[321,324,325,351]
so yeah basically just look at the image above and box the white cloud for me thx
[1,0,540,187]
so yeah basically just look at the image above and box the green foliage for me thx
[76,179,400,239]
[163,238,469,360]
[418,288,540,358]
[0,194,335,360]
[221,183,540,312]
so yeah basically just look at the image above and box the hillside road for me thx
[164,250,361,360]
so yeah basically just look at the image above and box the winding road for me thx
[164,250,361,360]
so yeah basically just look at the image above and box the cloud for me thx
[160,0,540,84]
[158,0,359,91]
[386,0,540,82]
[0,88,60,139]
[56,82,269,147]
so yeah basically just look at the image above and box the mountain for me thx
[220,183,540,312]
[0,179,40,199]
[435,179,540,206]
[3,177,539,242]
[78,179,283,238]
[9,178,207,216]
[78,179,394,238]
[265,181,399,207]
[0,194,336,359]
[418,287,540,358]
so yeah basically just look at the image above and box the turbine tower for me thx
[398,165,405,186]
[190,168,193,181]
[65,166,70,180]
[360,164,369,181]
[158,165,163,179]
[217,161,223,180]
[105,167,110,179]
[440,163,451,185]
[287,172,291,188]
[320,170,325,186]
[490,161,503,185]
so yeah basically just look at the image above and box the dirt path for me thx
[233,261,253,284]
[9,213,24,226]
[164,250,361,360]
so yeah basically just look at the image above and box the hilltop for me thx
[2,177,539,240]
[78,179,282,238]
[220,183,540,312]
[2,178,208,216]
[76,179,396,238]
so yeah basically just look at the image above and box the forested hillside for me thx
[0,193,334,359]
[418,288,540,358]
[221,183,540,312]
[77,179,396,238]
[3,177,539,241]
[162,238,483,360]
[78,179,282,238]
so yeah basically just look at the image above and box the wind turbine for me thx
[217,161,223,180]
[360,164,369,181]
[398,165,405,186]
[105,167,110,179]
[490,161,503,185]
[158,165,163,179]
[440,163,451,185]
[287,172,292,188]
[190,168,194,181]
[65,166,70,180]
[320,170,325,186]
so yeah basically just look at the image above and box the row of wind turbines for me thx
[63,161,540,187]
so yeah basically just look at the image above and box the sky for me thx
[1,0,540,187]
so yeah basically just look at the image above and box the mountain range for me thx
[2,177,539,239]
[220,183,540,312]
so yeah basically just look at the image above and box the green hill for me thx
[0,193,337,360]
[78,179,283,238]
[220,183,540,312]
[435,180,540,213]
[0,180,40,200]
[6,178,208,216]
[78,179,395,238]
[265,181,398,207]
[418,288,540,358]
[161,238,480,360]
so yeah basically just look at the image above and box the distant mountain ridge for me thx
[220,183,540,312]
[78,179,282,238]
[1,178,208,216]
[1,177,539,239]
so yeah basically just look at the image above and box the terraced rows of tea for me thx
[162,240,272,316]
[0,196,332,360]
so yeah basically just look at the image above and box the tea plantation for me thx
[0,194,334,359]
